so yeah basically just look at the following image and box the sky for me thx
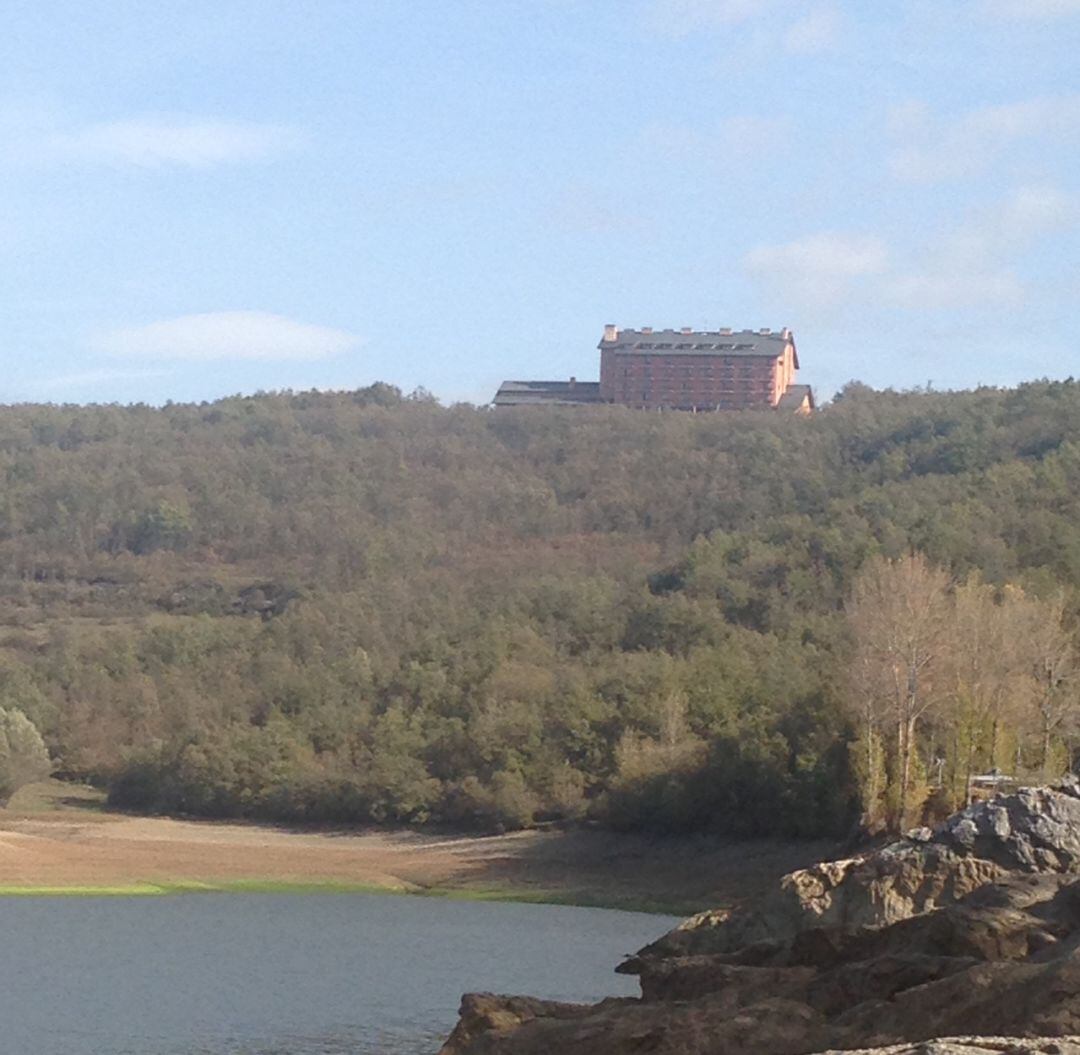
[2,0,1079,406]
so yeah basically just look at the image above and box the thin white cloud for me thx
[46,119,303,169]
[887,270,1025,311]
[889,94,1080,183]
[783,5,841,54]
[887,185,1075,309]
[0,106,304,170]
[96,311,361,362]
[642,0,772,36]
[34,368,171,392]
[966,184,1073,248]
[721,113,789,153]
[747,187,1074,314]
[548,186,646,233]
[749,187,1075,316]
[642,0,842,50]
[980,0,1080,18]
[745,232,888,306]
[641,114,789,159]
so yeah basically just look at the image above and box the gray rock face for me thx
[937,783,1080,872]
[632,783,1080,963]
[811,1040,1080,1055]
[440,784,1080,1055]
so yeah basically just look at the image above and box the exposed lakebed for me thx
[0,892,676,1055]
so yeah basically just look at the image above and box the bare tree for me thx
[1011,592,1079,779]
[944,579,1029,804]
[846,635,890,826]
[847,554,952,830]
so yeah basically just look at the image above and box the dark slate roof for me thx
[599,327,792,358]
[776,384,815,411]
[493,380,602,407]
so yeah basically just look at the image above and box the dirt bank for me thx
[0,781,835,912]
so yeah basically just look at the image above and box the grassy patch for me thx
[0,877,683,912]
[6,779,107,814]
[194,878,414,896]
[0,883,169,896]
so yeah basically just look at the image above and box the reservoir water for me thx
[0,893,677,1055]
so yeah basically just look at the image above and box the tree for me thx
[0,708,51,806]
[942,579,1028,806]
[846,554,951,831]
[1013,591,1079,779]
[846,643,889,828]
[129,501,193,554]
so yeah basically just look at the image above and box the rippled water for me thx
[0,894,676,1055]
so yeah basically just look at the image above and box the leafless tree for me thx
[847,553,952,830]
[944,579,1028,804]
[1012,591,1079,778]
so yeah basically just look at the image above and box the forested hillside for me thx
[3,380,1080,835]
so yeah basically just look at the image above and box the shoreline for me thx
[0,879,680,913]
[0,781,837,915]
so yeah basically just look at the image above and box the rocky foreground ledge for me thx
[819,1042,1080,1054]
[440,783,1080,1055]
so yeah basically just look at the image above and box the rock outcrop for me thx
[814,1041,1080,1054]
[634,783,1080,963]
[440,783,1080,1055]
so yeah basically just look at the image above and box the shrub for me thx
[0,708,52,805]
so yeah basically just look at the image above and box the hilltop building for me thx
[494,325,814,413]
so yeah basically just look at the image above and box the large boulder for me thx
[440,783,1080,1055]
[440,991,830,1055]
[632,783,1080,963]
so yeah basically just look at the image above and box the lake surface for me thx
[0,894,677,1055]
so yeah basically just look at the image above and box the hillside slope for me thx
[1,380,1079,831]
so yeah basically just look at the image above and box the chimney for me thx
[781,327,791,340]
[569,376,577,388]
[680,326,692,334]
[719,327,732,335]
[641,326,653,334]
[603,323,618,342]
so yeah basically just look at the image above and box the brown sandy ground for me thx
[0,781,836,913]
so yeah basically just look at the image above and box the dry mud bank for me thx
[0,782,831,910]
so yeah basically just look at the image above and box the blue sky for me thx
[2,0,1079,405]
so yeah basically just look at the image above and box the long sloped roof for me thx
[599,328,792,359]
[493,380,602,406]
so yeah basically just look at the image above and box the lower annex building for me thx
[494,325,814,413]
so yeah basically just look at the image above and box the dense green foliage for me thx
[2,379,1080,833]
